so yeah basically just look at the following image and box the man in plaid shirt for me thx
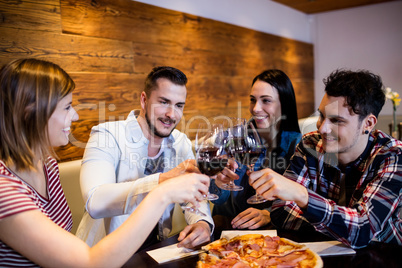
[249,69,402,249]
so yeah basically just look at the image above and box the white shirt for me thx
[79,110,214,240]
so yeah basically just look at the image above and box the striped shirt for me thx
[271,130,402,249]
[0,157,72,267]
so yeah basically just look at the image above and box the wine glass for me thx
[219,117,246,191]
[181,123,227,216]
[195,123,228,200]
[245,122,268,204]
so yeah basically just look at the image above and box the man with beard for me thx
[246,69,402,249]
[77,66,214,250]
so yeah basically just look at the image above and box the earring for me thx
[364,130,369,134]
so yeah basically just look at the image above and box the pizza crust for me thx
[202,237,229,251]
[303,248,323,268]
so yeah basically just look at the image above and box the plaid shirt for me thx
[271,130,402,249]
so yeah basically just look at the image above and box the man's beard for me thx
[145,112,175,138]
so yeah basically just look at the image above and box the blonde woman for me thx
[0,58,209,267]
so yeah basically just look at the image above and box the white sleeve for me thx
[80,126,159,219]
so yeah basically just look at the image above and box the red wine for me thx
[197,158,228,176]
[231,137,246,149]
[197,148,228,176]
[228,137,246,157]
[198,147,220,158]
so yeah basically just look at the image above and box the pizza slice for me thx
[201,237,229,257]
[255,248,323,268]
[197,252,251,268]
[262,237,307,257]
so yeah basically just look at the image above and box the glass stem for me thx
[249,164,259,196]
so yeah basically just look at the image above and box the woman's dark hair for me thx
[252,69,301,133]
[324,69,385,120]
[0,58,75,170]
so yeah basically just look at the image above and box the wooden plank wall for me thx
[0,0,314,162]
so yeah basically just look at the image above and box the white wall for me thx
[134,0,312,43]
[134,0,402,123]
[313,1,402,119]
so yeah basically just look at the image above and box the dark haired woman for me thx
[210,69,301,229]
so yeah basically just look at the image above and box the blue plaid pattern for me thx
[271,130,402,249]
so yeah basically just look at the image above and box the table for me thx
[123,216,402,268]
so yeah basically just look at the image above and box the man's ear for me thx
[364,114,377,133]
[140,91,147,110]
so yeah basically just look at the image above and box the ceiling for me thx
[271,0,399,14]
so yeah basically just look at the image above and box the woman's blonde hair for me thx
[0,58,75,170]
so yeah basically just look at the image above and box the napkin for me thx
[304,241,356,256]
[147,243,202,264]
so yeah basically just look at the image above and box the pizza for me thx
[197,234,323,268]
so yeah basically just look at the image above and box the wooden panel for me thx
[292,81,315,118]
[0,0,61,32]
[60,0,313,60]
[0,28,134,73]
[55,72,144,160]
[1,0,314,162]
[60,0,208,42]
[272,0,397,14]
[131,40,313,78]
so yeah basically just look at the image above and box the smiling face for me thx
[47,93,78,147]
[249,80,282,130]
[317,93,372,164]
[141,78,186,139]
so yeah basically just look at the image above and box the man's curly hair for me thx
[324,69,385,121]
